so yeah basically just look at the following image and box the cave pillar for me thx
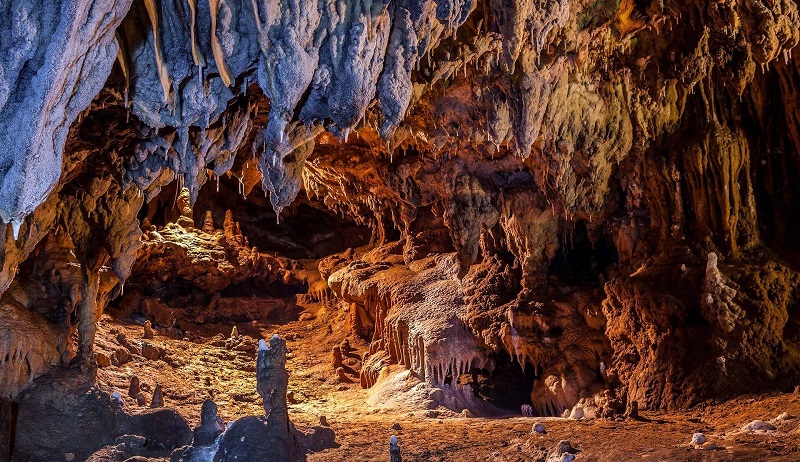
[76,266,101,365]
[256,336,289,431]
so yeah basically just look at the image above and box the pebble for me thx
[533,422,546,434]
[690,433,706,446]
[776,412,794,421]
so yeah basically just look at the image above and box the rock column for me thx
[257,335,289,430]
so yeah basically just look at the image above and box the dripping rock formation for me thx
[1,0,800,459]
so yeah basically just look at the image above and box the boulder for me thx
[131,408,192,451]
[141,298,175,328]
[213,416,297,462]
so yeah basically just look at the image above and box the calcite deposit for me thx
[1,0,800,458]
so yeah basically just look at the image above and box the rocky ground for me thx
[94,306,800,462]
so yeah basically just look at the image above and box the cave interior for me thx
[1,0,800,460]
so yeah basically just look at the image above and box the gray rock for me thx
[192,400,224,447]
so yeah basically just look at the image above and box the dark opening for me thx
[137,173,372,260]
[462,353,538,411]
[1,398,17,460]
[548,220,618,285]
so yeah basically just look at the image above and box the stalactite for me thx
[143,0,173,105]
[208,0,233,87]
[186,0,207,85]
[114,31,131,108]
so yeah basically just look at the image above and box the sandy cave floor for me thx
[93,304,800,462]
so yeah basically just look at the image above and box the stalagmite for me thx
[151,383,164,408]
[143,320,154,339]
[390,435,402,462]
[76,267,100,363]
[128,376,141,398]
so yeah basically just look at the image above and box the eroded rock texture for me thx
[1,0,800,431]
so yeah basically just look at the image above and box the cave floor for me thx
[94,309,800,462]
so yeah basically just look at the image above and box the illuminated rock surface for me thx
[1,0,800,459]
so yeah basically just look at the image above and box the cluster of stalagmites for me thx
[4,334,297,462]
[118,191,304,328]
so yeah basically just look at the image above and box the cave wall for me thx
[0,0,799,413]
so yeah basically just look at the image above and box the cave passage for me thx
[139,173,373,260]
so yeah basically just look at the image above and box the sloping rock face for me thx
[0,0,799,421]
[10,368,192,461]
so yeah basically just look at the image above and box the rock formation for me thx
[150,383,164,408]
[211,335,299,462]
[10,368,191,461]
[192,400,225,447]
[0,0,799,452]
[256,335,290,425]
[390,435,402,462]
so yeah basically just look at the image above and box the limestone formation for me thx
[390,435,402,462]
[150,384,163,408]
[257,335,289,425]
[127,376,140,398]
[213,334,299,461]
[140,342,163,361]
[0,0,799,441]
[192,400,224,447]
[340,339,352,356]
[744,420,777,432]
[624,401,639,421]
[546,440,577,462]
[142,321,154,340]
[332,345,344,369]
[9,368,191,461]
